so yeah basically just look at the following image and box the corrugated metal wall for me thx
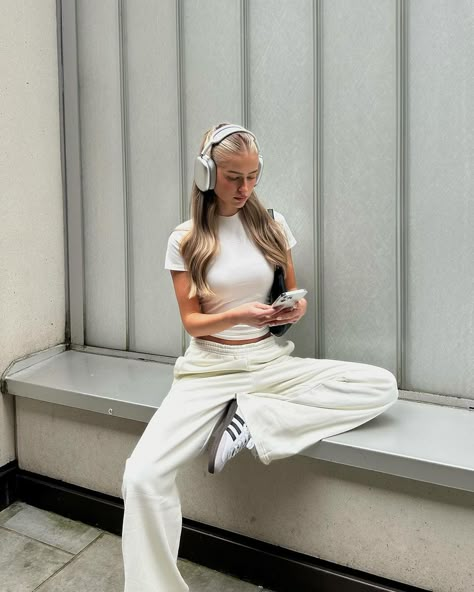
[67,0,474,400]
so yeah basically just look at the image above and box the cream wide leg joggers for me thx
[121,336,398,592]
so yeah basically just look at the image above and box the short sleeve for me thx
[164,227,189,271]
[273,211,297,250]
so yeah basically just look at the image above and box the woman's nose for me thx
[239,180,248,193]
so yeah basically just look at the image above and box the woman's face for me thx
[214,151,260,216]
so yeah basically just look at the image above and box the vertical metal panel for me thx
[322,0,397,372]
[240,0,250,128]
[182,0,242,203]
[77,0,126,349]
[249,0,316,357]
[176,0,187,355]
[118,0,131,351]
[314,0,324,358]
[124,0,182,357]
[396,0,408,386]
[56,0,70,346]
[60,0,85,346]
[407,0,474,399]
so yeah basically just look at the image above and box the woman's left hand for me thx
[267,298,307,327]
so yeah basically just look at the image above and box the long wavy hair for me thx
[180,123,289,298]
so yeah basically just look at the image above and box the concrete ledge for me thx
[3,349,474,493]
[3,348,171,424]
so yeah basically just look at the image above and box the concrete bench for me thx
[3,346,474,493]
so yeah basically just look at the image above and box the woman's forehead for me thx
[222,151,259,172]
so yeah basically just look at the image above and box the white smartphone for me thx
[272,289,307,309]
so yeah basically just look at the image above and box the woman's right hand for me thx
[229,302,278,328]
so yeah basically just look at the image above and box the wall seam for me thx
[77,0,87,347]
[56,0,71,347]
[176,0,187,356]
[314,0,324,359]
[396,0,408,386]
[118,0,132,352]
[61,0,86,346]
[240,0,250,128]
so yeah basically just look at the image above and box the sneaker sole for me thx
[208,398,238,474]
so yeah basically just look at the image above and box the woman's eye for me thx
[226,176,256,182]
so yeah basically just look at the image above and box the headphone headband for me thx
[200,124,260,157]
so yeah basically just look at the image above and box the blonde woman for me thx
[121,123,398,592]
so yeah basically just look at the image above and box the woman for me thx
[121,123,398,592]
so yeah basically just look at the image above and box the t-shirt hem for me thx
[164,265,187,271]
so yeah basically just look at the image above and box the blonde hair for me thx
[180,123,289,298]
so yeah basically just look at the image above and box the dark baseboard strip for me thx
[179,519,427,592]
[0,460,18,512]
[2,467,428,592]
[16,470,124,535]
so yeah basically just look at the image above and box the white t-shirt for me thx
[164,210,296,340]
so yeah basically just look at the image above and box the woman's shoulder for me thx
[165,219,192,270]
[169,219,192,237]
[268,209,297,249]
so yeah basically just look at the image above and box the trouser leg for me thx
[237,346,398,464]
[121,368,247,592]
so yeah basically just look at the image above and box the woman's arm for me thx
[284,250,298,291]
[171,270,276,337]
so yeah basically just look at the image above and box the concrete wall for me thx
[0,1,65,467]
[16,398,474,592]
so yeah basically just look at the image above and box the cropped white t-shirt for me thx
[164,210,296,340]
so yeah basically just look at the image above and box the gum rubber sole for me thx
[208,398,238,474]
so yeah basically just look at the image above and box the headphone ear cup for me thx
[207,158,217,190]
[194,155,213,192]
[255,155,264,186]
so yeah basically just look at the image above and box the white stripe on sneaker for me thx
[234,414,245,427]
[227,423,240,439]
[225,426,237,441]
[230,419,242,435]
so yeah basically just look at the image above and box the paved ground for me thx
[0,501,274,592]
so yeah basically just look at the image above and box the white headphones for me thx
[194,124,264,192]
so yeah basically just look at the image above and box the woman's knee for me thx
[122,455,172,500]
[374,366,399,405]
